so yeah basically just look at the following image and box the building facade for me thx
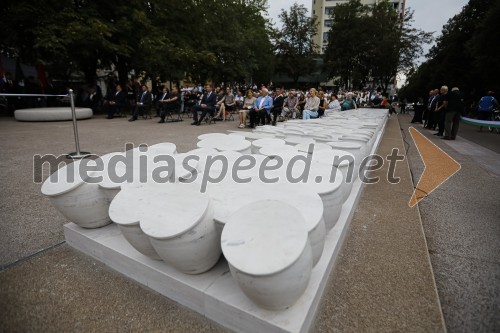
[312,0,405,53]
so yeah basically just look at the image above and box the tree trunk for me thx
[81,59,98,85]
[116,56,129,86]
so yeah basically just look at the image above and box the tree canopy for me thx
[0,0,274,86]
[400,0,500,102]
[323,0,432,93]
[273,3,318,88]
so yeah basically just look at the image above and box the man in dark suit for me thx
[191,84,217,126]
[129,84,152,121]
[271,89,285,126]
[106,84,128,119]
[155,87,169,117]
[158,87,181,123]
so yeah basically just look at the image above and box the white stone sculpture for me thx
[221,200,313,310]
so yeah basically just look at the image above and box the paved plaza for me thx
[0,112,498,332]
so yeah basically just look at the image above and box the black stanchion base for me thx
[66,152,92,159]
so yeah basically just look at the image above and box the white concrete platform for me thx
[64,176,363,333]
[64,116,387,333]
[15,107,93,121]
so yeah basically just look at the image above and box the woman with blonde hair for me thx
[238,90,256,128]
[302,88,321,120]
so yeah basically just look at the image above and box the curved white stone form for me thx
[327,142,363,164]
[108,185,162,260]
[228,132,276,141]
[340,135,370,159]
[255,159,344,231]
[259,144,300,157]
[207,181,325,266]
[196,150,243,174]
[96,152,127,202]
[140,184,221,274]
[312,149,356,202]
[197,137,252,154]
[251,138,286,154]
[170,153,199,183]
[296,142,332,154]
[221,200,313,310]
[15,107,92,122]
[41,159,111,228]
[284,137,315,146]
[287,162,344,231]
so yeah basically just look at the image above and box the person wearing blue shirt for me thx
[249,88,273,128]
[477,91,499,132]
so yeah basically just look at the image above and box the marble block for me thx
[41,159,111,229]
[15,107,92,121]
[222,200,313,310]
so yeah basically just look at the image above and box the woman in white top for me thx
[302,88,321,120]
[239,90,256,128]
[325,94,341,115]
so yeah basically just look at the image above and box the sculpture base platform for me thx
[64,176,363,333]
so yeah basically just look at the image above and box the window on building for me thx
[323,32,329,44]
[324,19,333,27]
[325,7,334,16]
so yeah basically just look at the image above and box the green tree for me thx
[274,3,318,88]
[324,0,432,92]
[323,0,370,89]
[0,0,275,88]
[401,0,499,103]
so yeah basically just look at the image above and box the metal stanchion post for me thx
[67,89,90,159]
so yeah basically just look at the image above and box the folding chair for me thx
[164,106,183,122]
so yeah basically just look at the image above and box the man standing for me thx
[191,84,217,125]
[271,89,285,126]
[433,86,448,136]
[442,87,464,140]
[425,89,439,129]
[249,88,273,127]
[129,84,152,121]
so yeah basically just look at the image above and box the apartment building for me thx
[312,0,406,53]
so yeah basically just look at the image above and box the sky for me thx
[267,0,469,58]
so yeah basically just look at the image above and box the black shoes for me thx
[158,119,165,123]
[106,116,113,119]
[440,136,451,140]
[128,118,136,122]
[191,121,198,125]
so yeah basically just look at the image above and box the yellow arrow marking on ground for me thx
[408,127,461,207]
